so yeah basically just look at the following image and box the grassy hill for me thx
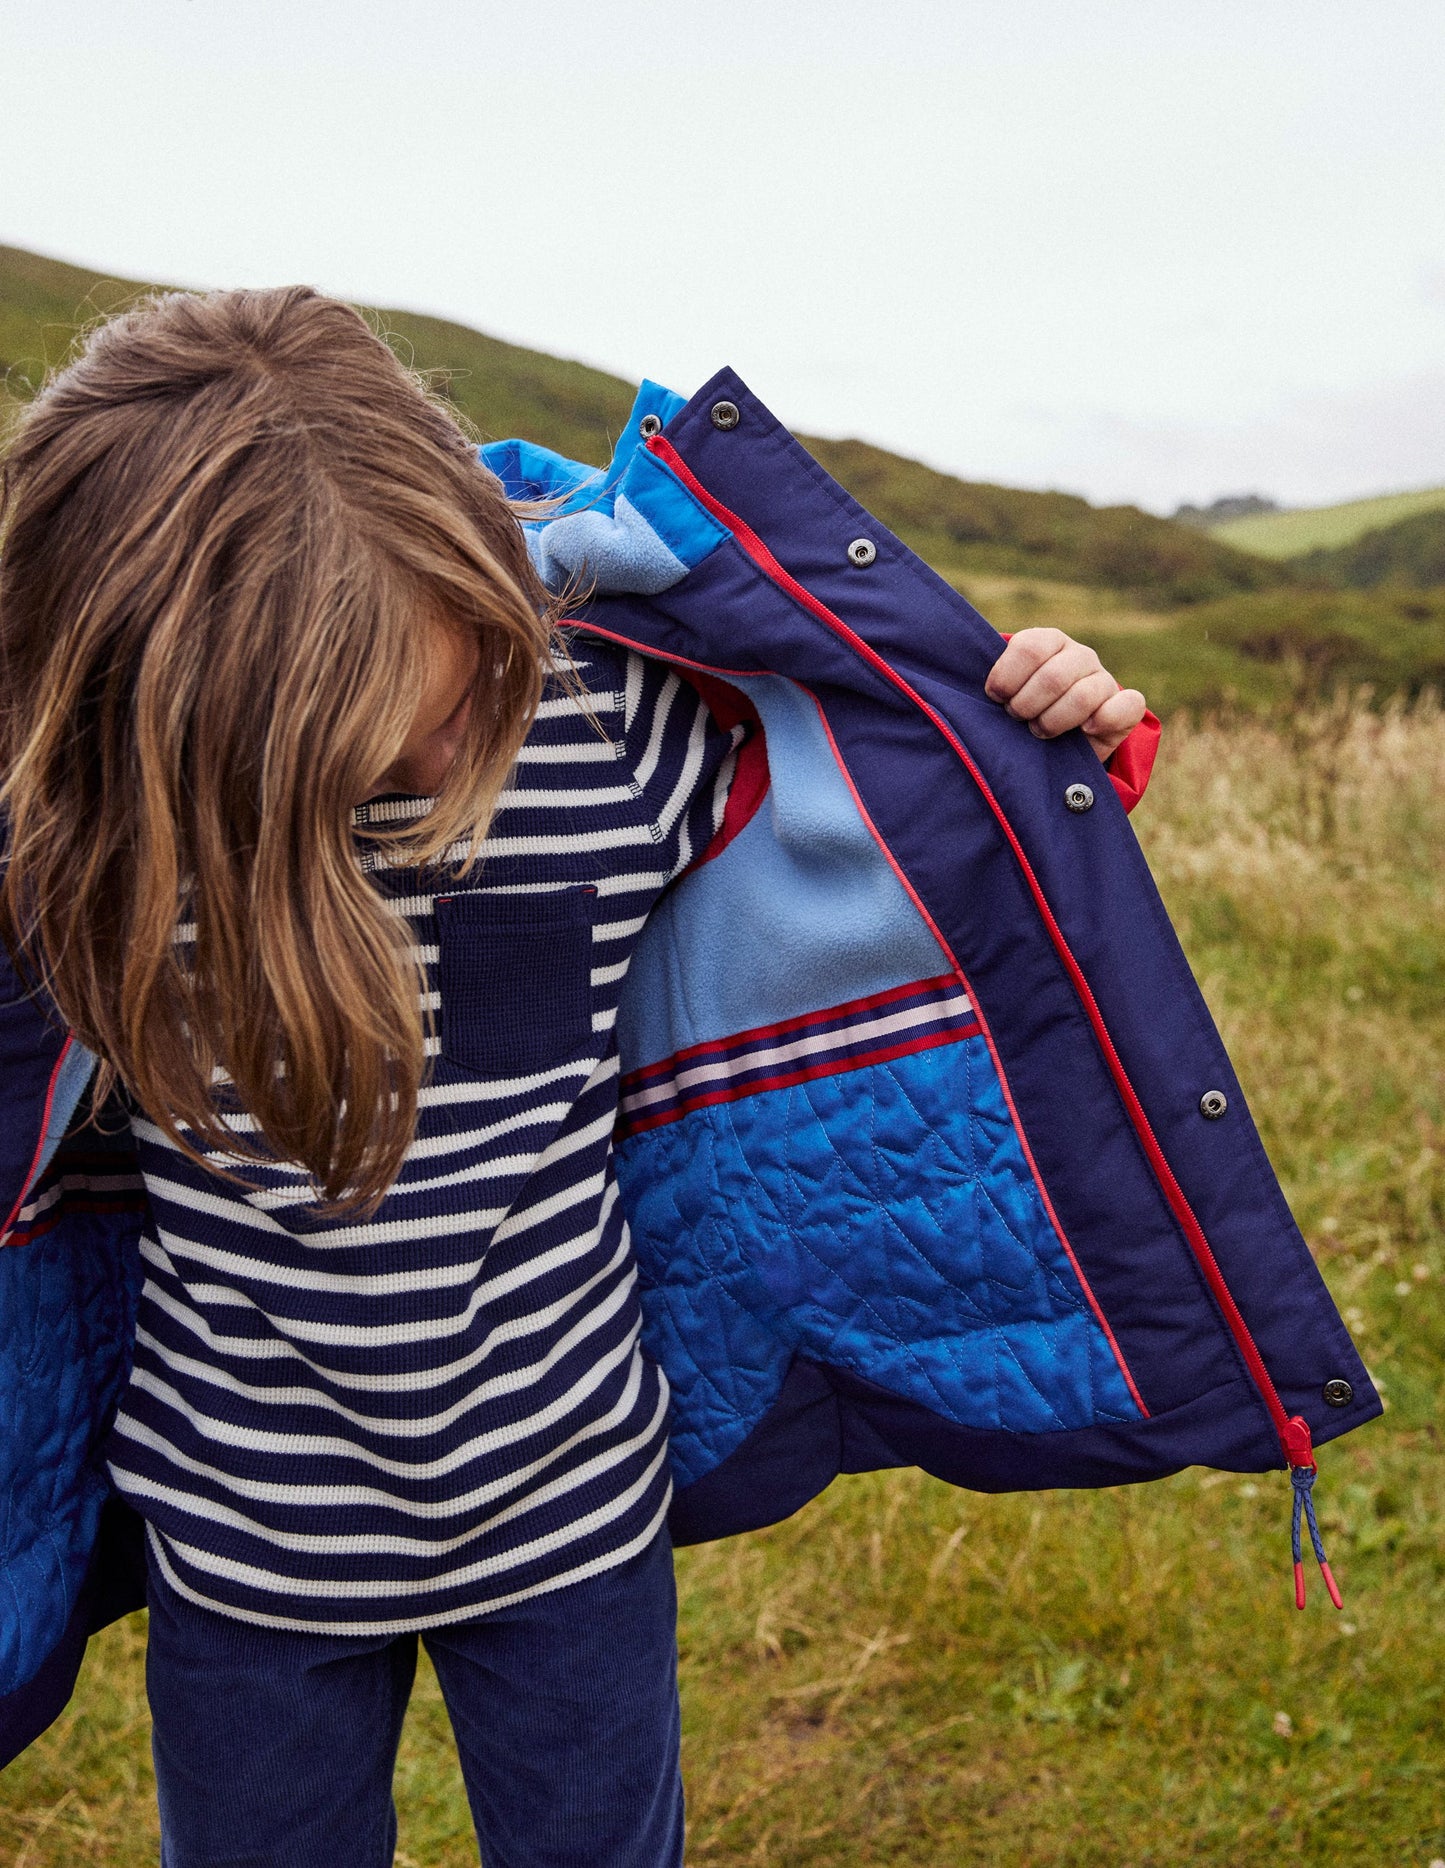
[803,435,1283,604]
[5,241,1443,712]
[1298,507,1445,590]
[1,242,1279,609]
[1210,485,1445,559]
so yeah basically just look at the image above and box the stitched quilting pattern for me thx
[0,1204,141,1694]
[616,1035,1141,1488]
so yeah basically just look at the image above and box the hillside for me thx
[1,242,1280,607]
[1298,506,1445,590]
[1209,485,1445,559]
[803,435,1284,603]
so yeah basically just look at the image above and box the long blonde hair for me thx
[0,285,560,1216]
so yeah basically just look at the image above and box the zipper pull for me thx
[1283,1415,1343,1611]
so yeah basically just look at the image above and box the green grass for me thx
[4,700,1442,1866]
[1210,488,1445,560]
[954,575,1445,718]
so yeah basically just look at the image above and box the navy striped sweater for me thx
[104,643,741,1631]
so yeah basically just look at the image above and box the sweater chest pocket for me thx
[434,885,598,1078]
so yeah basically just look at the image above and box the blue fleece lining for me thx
[619,673,950,1067]
[482,381,724,596]
[35,1041,97,1185]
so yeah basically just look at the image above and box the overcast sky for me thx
[4,1,1443,512]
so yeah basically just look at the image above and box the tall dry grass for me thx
[3,702,1442,1867]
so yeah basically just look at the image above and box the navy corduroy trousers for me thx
[144,1527,684,1868]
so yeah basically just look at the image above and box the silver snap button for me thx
[1064,782,1094,813]
[710,400,740,430]
[847,537,877,567]
[638,413,662,438]
[1198,1089,1228,1119]
[1322,1378,1354,1408]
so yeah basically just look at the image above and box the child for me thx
[1,286,1351,1868]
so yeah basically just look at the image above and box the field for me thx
[950,574,1445,718]
[1211,488,1445,561]
[4,696,1441,1866]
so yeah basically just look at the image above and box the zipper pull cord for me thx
[1290,1464,1343,1611]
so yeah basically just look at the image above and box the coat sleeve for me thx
[1105,710,1162,814]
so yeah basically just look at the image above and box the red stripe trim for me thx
[1,1034,74,1242]
[624,1003,978,1112]
[670,668,771,877]
[621,971,964,1093]
[618,1023,981,1137]
[649,434,1295,1450]
[2,1196,148,1252]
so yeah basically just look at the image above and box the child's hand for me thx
[984,628,1147,763]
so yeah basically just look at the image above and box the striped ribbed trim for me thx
[617,973,981,1138]
[2,1152,147,1249]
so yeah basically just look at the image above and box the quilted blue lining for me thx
[0,1208,140,1695]
[617,1037,1141,1488]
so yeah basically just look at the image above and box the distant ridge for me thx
[1208,486,1445,559]
[1173,494,1280,529]
[0,242,1282,606]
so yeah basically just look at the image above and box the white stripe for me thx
[128,1267,638,1452]
[654,696,712,842]
[515,739,621,764]
[136,1182,623,1383]
[623,653,645,732]
[495,780,642,809]
[118,1314,643,1477]
[533,688,621,719]
[132,1236,634,1430]
[143,1484,672,1634]
[142,1166,608,1316]
[631,670,681,792]
[113,1381,667,1556]
[368,821,669,873]
[593,869,672,897]
[151,1436,670,1601]
[591,912,648,942]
